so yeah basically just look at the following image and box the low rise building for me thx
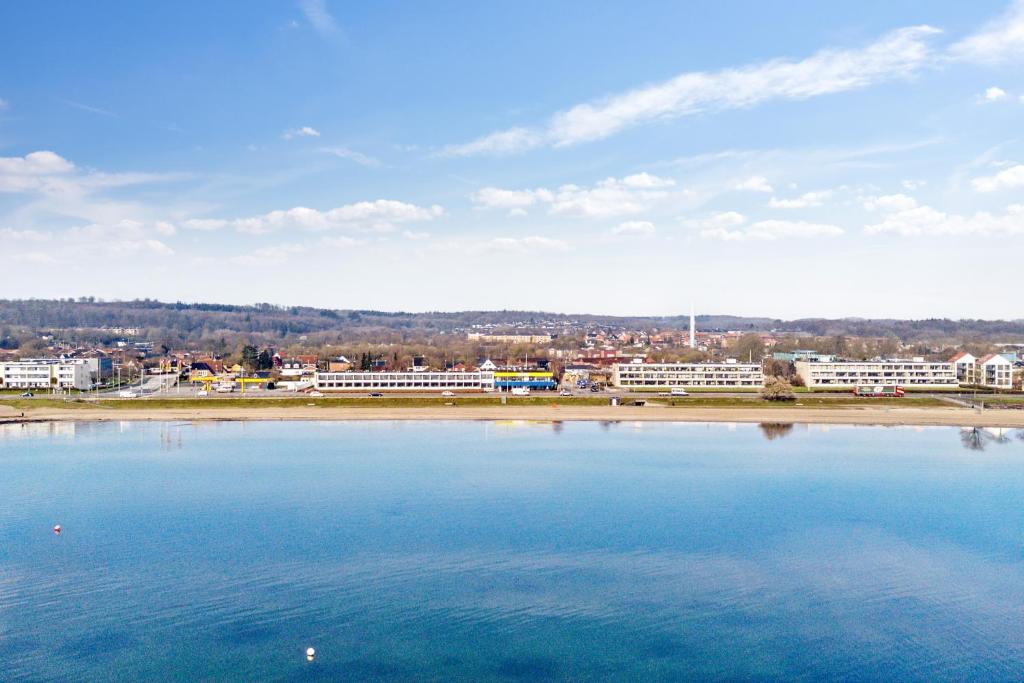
[971,354,1014,389]
[492,370,557,391]
[611,360,764,389]
[315,370,496,392]
[772,350,837,363]
[0,359,93,390]
[949,351,977,383]
[794,358,958,389]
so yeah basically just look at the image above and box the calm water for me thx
[2,421,1024,681]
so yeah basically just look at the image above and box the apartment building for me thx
[949,351,977,383]
[947,352,1013,389]
[0,359,93,390]
[972,354,1014,389]
[611,360,765,389]
[315,371,496,392]
[794,359,958,389]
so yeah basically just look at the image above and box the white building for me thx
[972,354,1014,389]
[949,351,977,383]
[0,359,93,390]
[315,371,496,392]
[611,360,764,389]
[794,358,958,389]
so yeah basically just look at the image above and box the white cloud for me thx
[298,0,337,34]
[949,0,1024,63]
[971,164,1024,192]
[440,127,542,157]
[0,98,8,110]
[550,177,675,218]
[984,86,1008,101]
[193,199,444,235]
[472,187,553,210]
[321,146,381,167]
[692,211,842,240]
[620,172,675,189]
[401,229,431,240]
[183,218,228,231]
[612,220,656,235]
[768,190,832,209]
[282,126,321,140]
[866,202,1024,236]
[0,151,76,192]
[473,173,678,219]
[863,193,919,212]
[447,26,939,154]
[154,221,177,236]
[901,179,926,190]
[734,175,774,193]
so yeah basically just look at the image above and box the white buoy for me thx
[53,525,62,535]
[306,647,315,661]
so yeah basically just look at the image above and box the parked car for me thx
[670,388,690,397]
[369,392,384,398]
[441,390,455,397]
[118,390,139,399]
[308,391,324,397]
[197,389,208,397]
[559,390,573,397]
[20,391,33,397]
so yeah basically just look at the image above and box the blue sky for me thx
[2,1,1023,318]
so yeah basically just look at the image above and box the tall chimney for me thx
[689,305,696,349]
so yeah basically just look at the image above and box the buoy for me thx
[306,647,315,661]
[53,525,62,535]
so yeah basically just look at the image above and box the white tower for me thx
[689,305,696,349]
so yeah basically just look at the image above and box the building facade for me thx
[971,354,1013,389]
[315,371,496,392]
[0,359,93,390]
[492,370,557,391]
[611,361,765,389]
[794,359,958,389]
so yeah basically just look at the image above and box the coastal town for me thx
[2,312,1022,398]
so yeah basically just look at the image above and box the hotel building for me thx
[794,359,958,389]
[315,371,496,392]
[611,360,764,389]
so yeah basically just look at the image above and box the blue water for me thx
[2,420,1024,681]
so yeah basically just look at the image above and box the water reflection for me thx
[959,426,1019,451]
[758,422,795,440]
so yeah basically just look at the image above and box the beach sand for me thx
[2,403,1023,427]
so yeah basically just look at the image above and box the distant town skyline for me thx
[2,1,1024,318]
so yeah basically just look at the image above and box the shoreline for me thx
[3,404,1024,428]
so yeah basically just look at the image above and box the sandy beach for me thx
[3,403,1024,428]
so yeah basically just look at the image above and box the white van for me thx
[510,387,531,396]
[118,390,139,399]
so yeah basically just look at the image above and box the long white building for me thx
[794,359,958,389]
[315,370,496,392]
[0,359,93,390]
[612,360,764,389]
